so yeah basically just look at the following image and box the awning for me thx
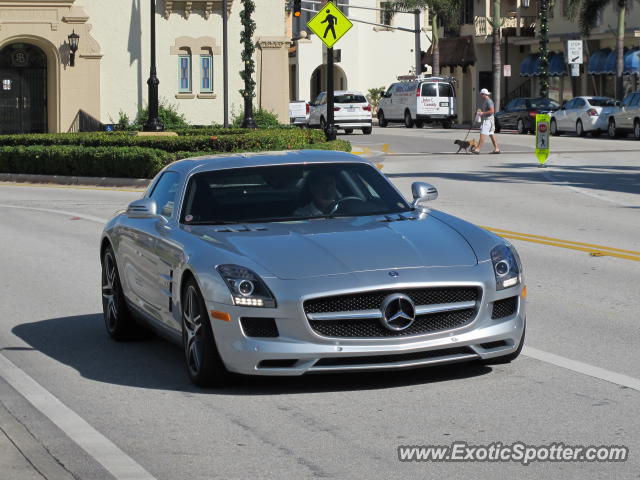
[548,52,567,76]
[422,36,477,68]
[587,48,611,74]
[519,53,539,77]
[603,48,628,75]
[624,47,640,75]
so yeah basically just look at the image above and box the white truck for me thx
[377,75,457,129]
[289,100,309,127]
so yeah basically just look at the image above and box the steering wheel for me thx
[327,196,366,215]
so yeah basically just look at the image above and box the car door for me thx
[616,93,635,129]
[555,99,573,129]
[568,98,585,131]
[498,99,517,129]
[123,171,181,322]
[625,93,640,129]
[308,92,325,127]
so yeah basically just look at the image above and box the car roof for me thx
[163,150,373,176]
[319,90,366,96]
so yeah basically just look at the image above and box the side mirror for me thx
[411,181,438,207]
[126,198,157,218]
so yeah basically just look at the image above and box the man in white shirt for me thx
[472,88,501,154]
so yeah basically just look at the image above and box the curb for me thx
[0,173,150,189]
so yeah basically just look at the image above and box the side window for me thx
[421,83,437,97]
[505,99,517,111]
[515,99,526,111]
[178,55,192,93]
[149,172,181,218]
[573,98,585,108]
[631,94,640,107]
[564,99,575,109]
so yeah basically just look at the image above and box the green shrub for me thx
[132,99,190,130]
[231,108,284,128]
[0,146,169,178]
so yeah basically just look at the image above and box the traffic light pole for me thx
[326,47,337,141]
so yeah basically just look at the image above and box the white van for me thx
[377,76,457,129]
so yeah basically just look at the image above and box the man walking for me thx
[321,9,338,40]
[472,88,500,154]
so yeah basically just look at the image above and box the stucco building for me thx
[0,0,290,134]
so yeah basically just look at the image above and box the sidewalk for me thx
[0,402,75,480]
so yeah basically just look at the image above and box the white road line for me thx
[0,353,157,480]
[0,204,107,224]
[523,346,640,392]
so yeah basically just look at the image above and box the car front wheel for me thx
[634,120,640,140]
[576,120,585,137]
[182,278,229,386]
[362,126,372,135]
[550,119,560,136]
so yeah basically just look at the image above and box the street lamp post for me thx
[144,0,164,132]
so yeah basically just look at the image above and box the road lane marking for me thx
[0,182,144,193]
[523,347,640,392]
[540,169,636,208]
[0,353,157,480]
[483,226,640,262]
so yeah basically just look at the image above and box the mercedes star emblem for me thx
[380,293,416,331]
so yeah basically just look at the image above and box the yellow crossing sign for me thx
[535,113,550,165]
[306,1,353,49]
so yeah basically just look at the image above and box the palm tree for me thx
[388,0,462,77]
[568,0,635,100]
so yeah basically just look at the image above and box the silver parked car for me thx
[100,151,526,386]
[307,91,373,134]
[607,91,640,139]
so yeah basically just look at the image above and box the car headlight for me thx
[216,264,277,308]
[490,243,522,290]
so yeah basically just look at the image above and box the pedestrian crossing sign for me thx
[306,1,353,49]
[535,113,550,165]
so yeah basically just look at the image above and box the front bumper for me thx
[206,273,525,376]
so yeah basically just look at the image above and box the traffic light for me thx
[293,0,302,17]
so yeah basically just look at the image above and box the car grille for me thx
[304,287,480,338]
[491,296,518,319]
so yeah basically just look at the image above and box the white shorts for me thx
[480,116,495,135]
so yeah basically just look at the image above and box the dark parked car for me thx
[495,98,561,134]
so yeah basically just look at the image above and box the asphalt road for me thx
[1,128,639,479]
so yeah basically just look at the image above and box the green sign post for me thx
[535,113,550,166]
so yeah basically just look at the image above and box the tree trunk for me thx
[492,0,501,111]
[432,14,440,77]
[615,3,625,101]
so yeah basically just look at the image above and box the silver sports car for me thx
[100,150,526,386]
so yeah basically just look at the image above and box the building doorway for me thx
[309,64,347,102]
[0,43,47,134]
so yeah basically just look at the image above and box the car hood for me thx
[188,214,478,279]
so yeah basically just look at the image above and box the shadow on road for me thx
[387,163,640,197]
[11,313,492,395]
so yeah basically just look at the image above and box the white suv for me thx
[308,91,373,134]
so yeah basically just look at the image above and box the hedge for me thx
[0,129,326,153]
[0,140,353,179]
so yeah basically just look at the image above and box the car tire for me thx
[517,119,526,134]
[576,120,585,137]
[181,278,230,387]
[377,111,388,128]
[344,128,354,134]
[404,110,414,128]
[608,119,618,138]
[494,119,501,133]
[482,321,526,365]
[319,116,326,131]
[550,119,560,136]
[362,126,372,135]
[441,120,453,129]
[101,246,144,341]
[634,120,640,140]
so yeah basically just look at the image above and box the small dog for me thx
[454,138,478,154]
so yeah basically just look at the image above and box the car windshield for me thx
[587,98,615,107]
[181,163,412,224]
[527,98,560,109]
[334,94,367,104]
